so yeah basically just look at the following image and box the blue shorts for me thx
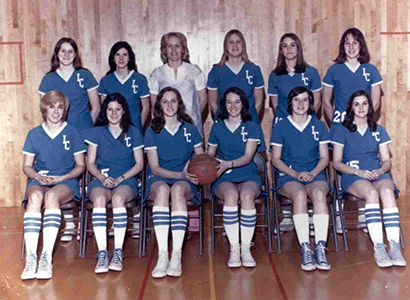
[22,178,81,206]
[88,177,139,200]
[144,175,200,205]
[212,170,262,193]
[277,171,327,190]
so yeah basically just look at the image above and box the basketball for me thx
[188,154,219,185]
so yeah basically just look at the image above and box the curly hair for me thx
[106,41,138,75]
[334,28,370,64]
[217,86,252,122]
[160,32,190,64]
[342,90,377,132]
[150,87,193,133]
[272,33,307,76]
[286,86,315,115]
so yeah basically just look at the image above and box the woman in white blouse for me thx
[149,32,207,136]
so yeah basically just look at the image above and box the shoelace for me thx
[302,244,314,263]
[375,244,389,259]
[39,254,49,269]
[26,254,37,271]
[96,251,108,266]
[315,244,328,262]
[111,250,123,264]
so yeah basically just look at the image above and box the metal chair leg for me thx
[211,196,215,255]
[199,205,203,256]
[337,199,348,251]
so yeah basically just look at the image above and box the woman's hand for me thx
[182,162,199,185]
[357,170,377,181]
[34,174,52,185]
[102,176,116,188]
[114,176,125,187]
[47,176,65,184]
[295,172,314,182]
[216,158,231,178]
[370,168,384,179]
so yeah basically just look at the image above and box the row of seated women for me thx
[21,84,405,282]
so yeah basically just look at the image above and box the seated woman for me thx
[207,87,265,268]
[145,87,203,278]
[21,90,86,280]
[271,86,331,271]
[85,93,144,273]
[332,90,406,268]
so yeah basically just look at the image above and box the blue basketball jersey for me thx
[99,71,150,133]
[144,122,203,172]
[39,69,99,131]
[322,63,383,124]
[84,125,143,178]
[207,62,264,123]
[270,116,330,172]
[331,124,390,171]
[268,65,322,121]
[23,122,86,176]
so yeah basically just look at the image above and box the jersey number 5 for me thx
[347,160,360,169]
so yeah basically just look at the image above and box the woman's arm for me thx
[371,84,382,112]
[114,148,145,186]
[313,90,322,118]
[88,88,101,124]
[208,89,219,120]
[147,149,188,180]
[198,89,208,113]
[254,88,265,115]
[150,94,157,118]
[48,154,85,184]
[86,144,115,187]
[322,85,334,124]
[370,143,391,178]
[100,94,106,104]
[309,143,329,178]
[140,96,150,128]
[23,155,51,185]
[269,95,278,112]
[271,146,299,179]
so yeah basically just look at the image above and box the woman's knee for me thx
[44,190,61,207]
[91,194,108,208]
[27,191,44,210]
[111,194,126,207]
[365,188,380,204]
[222,189,239,206]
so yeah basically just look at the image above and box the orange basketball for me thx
[188,154,219,185]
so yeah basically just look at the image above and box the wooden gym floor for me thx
[1,198,410,300]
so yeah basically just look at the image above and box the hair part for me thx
[214,29,253,67]
[272,33,307,76]
[334,28,370,64]
[342,90,377,132]
[107,41,138,75]
[151,87,193,133]
[286,86,315,115]
[160,32,191,64]
[48,37,83,73]
[40,90,70,122]
[217,86,252,122]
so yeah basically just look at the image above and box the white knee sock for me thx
[293,214,309,245]
[113,207,127,250]
[223,206,239,247]
[42,209,61,259]
[313,214,329,244]
[171,211,188,252]
[153,206,170,252]
[92,208,107,252]
[240,209,256,245]
[24,212,42,256]
[383,207,400,243]
[365,204,383,244]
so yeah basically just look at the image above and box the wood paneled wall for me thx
[0,0,408,206]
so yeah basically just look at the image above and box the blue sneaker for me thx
[109,249,124,271]
[314,241,331,270]
[95,250,109,273]
[301,243,316,271]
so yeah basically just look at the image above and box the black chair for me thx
[333,168,405,251]
[271,167,338,254]
[139,164,203,257]
[80,169,143,258]
[20,173,86,259]
[210,152,272,254]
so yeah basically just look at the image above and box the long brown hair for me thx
[334,28,370,64]
[272,33,307,76]
[48,37,84,74]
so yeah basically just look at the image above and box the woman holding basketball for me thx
[145,87,204,278]
[85,93,144,273]
[207,29,265,123]
[332,90,405,268]
[207,86,265,268]
[271,86,331,271]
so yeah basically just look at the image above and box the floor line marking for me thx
[264,239,289,300]
[138,242,156,300]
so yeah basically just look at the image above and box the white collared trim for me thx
[224,120,241,133]
[87,85,99,91]
[371,80,383,87]
[357,126,368,136]
[267,93,278,97]
[133,145,144,150]
[208,142,218,147]
[85,139,98,146]
[255,85,264,89]
[145,146,157,151]
[270,142,283,147]
[331,141,345,147]
[344,61,361,73]
[194,142,203,148]
[98,93,107,96]
[380,140,391,146]
[74,150,86,155]
[23,151,36,156]
[56,69,75,82]
[109,127,123,139]
[141,94,150,98]
[319,140,331,144]
[42,122,68,139]
[287,115,312,132]
[248,138,261,144]
[322,81,334,88]
[38,91,46,95]
[114,70,135,85]
[225,61,245,75]
[312,87,322,92]
[207,86,218,91]
[164,122,182,136]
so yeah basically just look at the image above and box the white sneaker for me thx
[388,240,407,267]
[152,251,169,278]
[374,243,393,268]
[228,244,241,268]
[95,250,109,274]
[166,250,182,277]
[21,253,37,280]
[37,252,53,279]
[357,214,368,233]
[241,243,256,267]
[279,218,294,232]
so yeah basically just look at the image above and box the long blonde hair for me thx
[214,29,253,67]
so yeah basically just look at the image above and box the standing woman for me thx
[332,90,406,268]
[271,86,331,271]
[207,87,265,268]
[21,90,86,280]
[268,33,322,125]
[85,93,144,273]
[39,37,100,131]
[207,29,265,123]
[99,41,150,133]
[322,28,382,125]
[145,87,204,278]
[149,32,207,136]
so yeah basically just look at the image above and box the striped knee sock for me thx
[153,206,170,252]
[113,207,127,249]
[365,204,383,244]
[92,208,107,251]
[293,214,309,245]
[240,209,256,245]
[383,207,400,243]
[24,212,42,256]
[42,209,61,258]
[223,206,239,246]
[171,211,188,252]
